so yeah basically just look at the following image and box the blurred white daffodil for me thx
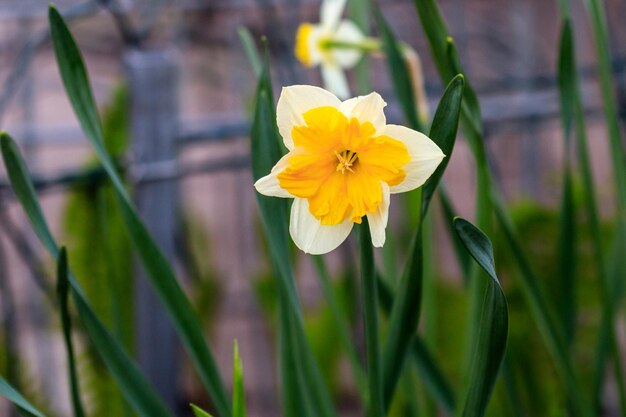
[295,0,370,99]
[254,85,445,254]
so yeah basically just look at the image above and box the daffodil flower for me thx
[254,85,445,254]
[295,0,369,99]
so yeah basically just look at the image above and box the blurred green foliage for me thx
[61,85,223,417]
[252,259,359,398]
[62,84,134,417]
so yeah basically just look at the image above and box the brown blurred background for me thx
[1,0,626,416]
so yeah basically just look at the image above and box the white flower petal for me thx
[331,20,365,68]
[277,85,341,150]
[348,92,387,131]
[367,182,390,247]
[338,96,359,116]
[290,198,353,254]
[253,152,294,198]
[320,0,347,30]
[382,124,445,194]
[321,64,350,99]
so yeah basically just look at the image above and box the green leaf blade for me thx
[312,255,368,401]
[492,196,593,417]
[453,218,509,417]
[377,274,456,413]
[1,133,174,417]
[250,54,336,417]
[0,132,57,255]
[410,337,456,413]
[191,404,214,417]
[0,377,48,417]
[381,73,463,407]
[48,7,231,416]
[381,227,424,408]
[558,14,626,413]
[237,27,262,78]
[232,342,247,417]
[421,74,464,214]
[453,218,497,282]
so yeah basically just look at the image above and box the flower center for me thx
[334,149,358,174]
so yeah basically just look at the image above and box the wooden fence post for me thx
[125,49,180,412]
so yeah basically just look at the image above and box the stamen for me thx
[335,150,358,174]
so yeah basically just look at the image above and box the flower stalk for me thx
[360,219,384,417]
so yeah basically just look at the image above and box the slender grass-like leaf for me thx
[556,13,626,413]
[556,19,577,344]
[48,7,231,416]
[191,404,213,417]
[492,195,593,417]
[69,269,175,417]
[413,1,487,208]
[312,256,368,401]
[413,1,593,414]
[250,54,336,417]
[410,338,456,414]
[453,219,497,286]
[381,222,423,409]
[439,37,492,365]
[606,227,626,413]
[438,186,471,282]
[444,41,482,137]
[381,74,463,407]
[250,67,303,417]
[372,2,421,131]
[583,0,626,210]
[237,27,262,77]
[278,296,311,417]
[442,41,491,373]
[0,377,47,417]
[0,133,61,258]
[56,247,86,417]
[453,218,508,417]
[421,211,438,417]
[0,132,174,417]
[421,75,464,214]
[500,360,525,417]
[360,221,384,417]
[0,138,56,254]
[232,342,246,417]
[376,274,455,413]
[580,0,626,409]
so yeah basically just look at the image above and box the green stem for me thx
[320,38,382,53]
[360,220,384,417]
[57,249,87,417]
[421,212,438,417]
